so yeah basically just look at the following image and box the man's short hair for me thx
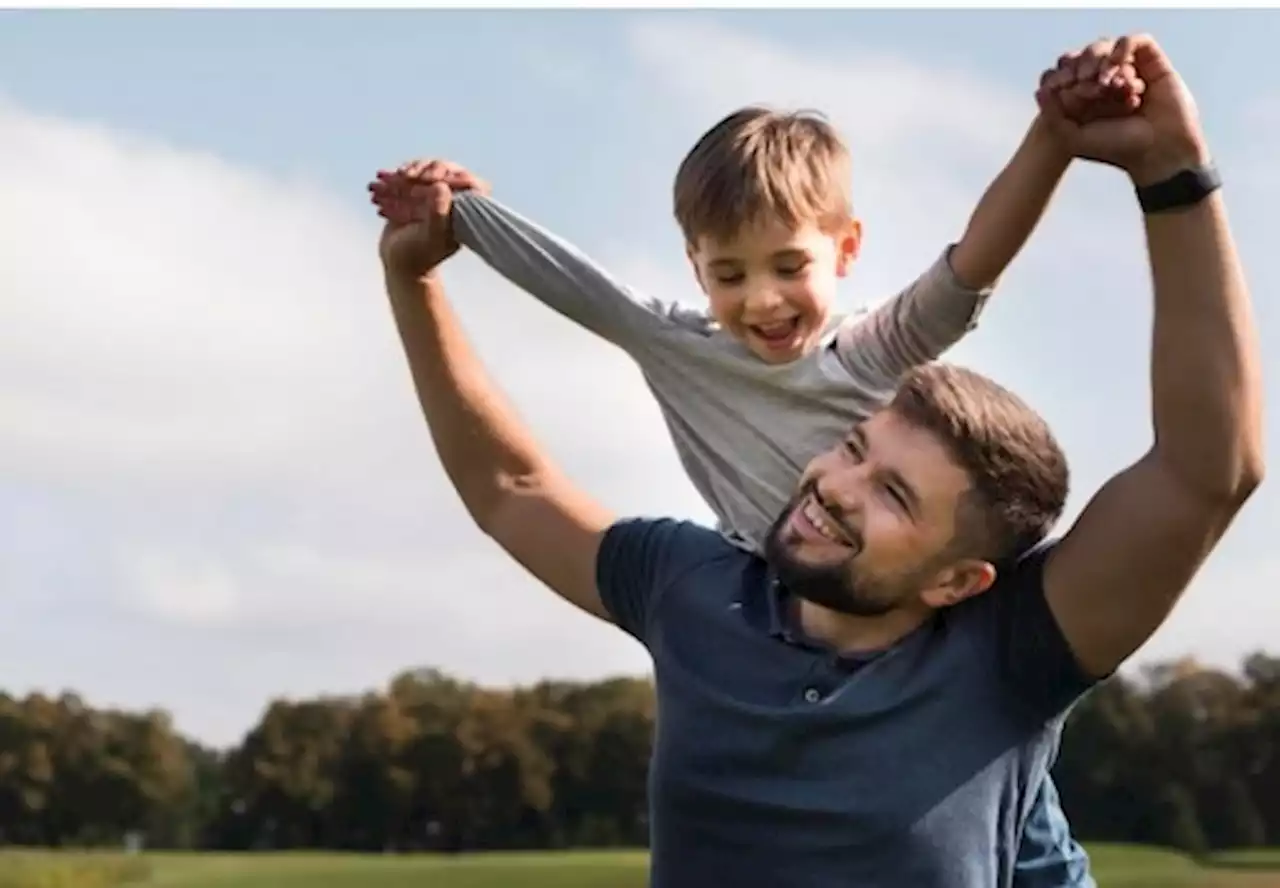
[891,363,1070,564]
[673,106,853,245]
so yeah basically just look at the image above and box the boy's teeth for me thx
[757,321,795,337]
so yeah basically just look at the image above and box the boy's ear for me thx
[686,243,708,292]
[836,218,863,277]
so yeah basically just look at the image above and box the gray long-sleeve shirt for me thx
[452,192,992,550]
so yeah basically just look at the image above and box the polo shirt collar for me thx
[763,569,936,667]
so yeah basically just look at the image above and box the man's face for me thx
[688,215,861,364]
[764,409,990,617]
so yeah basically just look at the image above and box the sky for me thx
[2,9,1279,748]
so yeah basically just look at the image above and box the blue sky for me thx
[2,10,1278,746]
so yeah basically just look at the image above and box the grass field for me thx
[2,846,1278,888]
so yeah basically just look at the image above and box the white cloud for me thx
[1,101,374,489]
[0,96,692,744]
[121,549,243,627]
[626,18,1030,160]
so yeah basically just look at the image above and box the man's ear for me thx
[919,558,996,609]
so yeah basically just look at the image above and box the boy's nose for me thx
[744,286,785,316]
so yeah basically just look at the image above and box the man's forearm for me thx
[1145,186,1265,500]
[385,270,551,525]
[949,116,1072,291]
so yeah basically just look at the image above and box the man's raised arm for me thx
[377,180,615,623]
[1039,36,1265,678]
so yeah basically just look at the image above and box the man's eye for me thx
[884,484,909,510]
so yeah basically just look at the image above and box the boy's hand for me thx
[370,158,490,281]
[1040,42,1146,126]
[369,159,489,226]
[1035,34,1208,186]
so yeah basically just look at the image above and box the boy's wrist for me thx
[1027,113,1074,168]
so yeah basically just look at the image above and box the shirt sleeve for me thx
[451,191,688,352]
[595,517,716,644]
[833,246,992,394]
[981,542,1102,721]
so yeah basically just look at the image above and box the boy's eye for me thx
[776,262,810,278]
[714,273,745,286]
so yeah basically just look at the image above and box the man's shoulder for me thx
[948,539,1060,626]
[947,536,1098,718]
[594,517,759,640]
[599,517,759,594]
[1000,538,1060,588]
[601,517,752,572]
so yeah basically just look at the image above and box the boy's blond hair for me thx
[673,106,853,246]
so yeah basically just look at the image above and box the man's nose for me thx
[816,465,869,516]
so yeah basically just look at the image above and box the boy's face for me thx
[688,216,861,364]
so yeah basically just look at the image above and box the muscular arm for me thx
[1045,171,1265,678]
[384,266,615,622]
[837,117,1070,384]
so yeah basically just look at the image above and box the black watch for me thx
[1134,163,1222,214]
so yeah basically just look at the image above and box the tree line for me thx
[1,653,1276,857]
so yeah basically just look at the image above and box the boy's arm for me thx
[947,115,1073,293]
[835,116,1070,385]
[450,191,696,352]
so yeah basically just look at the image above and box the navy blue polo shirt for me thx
[596,517,1100,888]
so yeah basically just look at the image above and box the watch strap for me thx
[1135,163,1222,214]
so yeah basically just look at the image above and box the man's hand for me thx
[370,159,489,282]
[1036,34,1209,186]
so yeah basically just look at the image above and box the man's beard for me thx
[762,487,902,618]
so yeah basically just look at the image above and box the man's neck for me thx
[798,598,931,656]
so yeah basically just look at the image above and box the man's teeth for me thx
[802,497,844,543]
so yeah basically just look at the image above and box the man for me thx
[376,35,1262,888]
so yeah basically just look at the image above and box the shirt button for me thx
[803,688,821,703]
